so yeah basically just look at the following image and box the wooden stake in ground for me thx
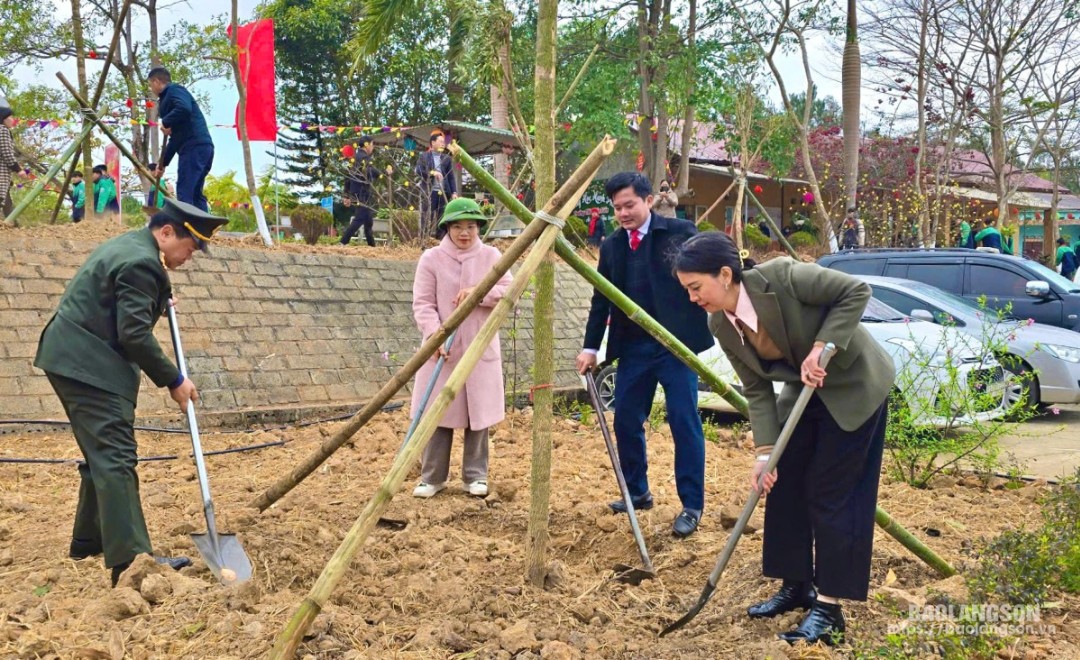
[70,0,96,225]
[269,148,611,659]
[525,0,559,589]
[251,137,619,513]
[455,146,959,579]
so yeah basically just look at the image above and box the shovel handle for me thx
[665,344,836,636]
[166,303,221,549]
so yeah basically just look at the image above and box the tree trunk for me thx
[675,0,696,197]
[526,0,557,590]
[231,0,274,246]
[912,0,930,246]
[71,0,96,223]
[842,0,861,245]
[732,178,745,250]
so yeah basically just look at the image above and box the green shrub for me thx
[745,223,770,248]
[787,230,817,248]
[290,204,332,245]
[696,220,719,232]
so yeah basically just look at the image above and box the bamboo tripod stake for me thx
[269,143,612,659]
[251,136,619,512]
[453,146,958,580]
[5,124,96,225]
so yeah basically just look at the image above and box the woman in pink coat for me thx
[411,198,511,498]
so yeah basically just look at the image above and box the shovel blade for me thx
[191,532,253,586]
[612,563,655,586]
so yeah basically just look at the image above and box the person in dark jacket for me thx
[35,198,227,587]
[415,129,457,236]
[974,218,1004,251]
[341,136,380,247]
[575,172,713,538]
[0,102,19,224]
[1056,237,1078,281]
[149,67,214,212]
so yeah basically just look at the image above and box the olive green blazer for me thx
[709,258,895,448]
[35,228,180,402]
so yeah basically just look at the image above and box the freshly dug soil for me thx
[0,409,1076,659]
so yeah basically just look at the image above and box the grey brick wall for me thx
[0,237,594,419]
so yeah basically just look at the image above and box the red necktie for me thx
[629,229,641,251]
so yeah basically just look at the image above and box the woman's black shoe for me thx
[747,580,817,618]
[778,601,846,645]
[68,538,103,560]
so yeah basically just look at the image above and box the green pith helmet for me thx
[438,197,489,229]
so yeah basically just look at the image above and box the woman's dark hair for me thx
[672,231,756,282]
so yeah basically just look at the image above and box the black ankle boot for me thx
[778,600,846,645]
[747,580,817,618]
[69,538,103,560]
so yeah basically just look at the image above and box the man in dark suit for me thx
[576,172,714,537]
[149,67,215,212]
[35,198,227,587]
[341,135,380,247]
[415,129,457,235]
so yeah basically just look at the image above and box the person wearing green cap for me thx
[34,198,228,587]
[410,197,510,499]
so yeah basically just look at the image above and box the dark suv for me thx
[818,248,1080,332]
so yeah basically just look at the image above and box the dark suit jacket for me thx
[345,152,379,203]
[158,83,212,168]
[35,228,180,403]
[415,150,456,197]
[708,258,896,448]
[583,214,713,361]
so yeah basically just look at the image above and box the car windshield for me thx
[900,281,986,318]
[1025,259,1080,293]
[862,297,907,322]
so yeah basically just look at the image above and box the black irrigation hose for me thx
[0,401,406,466]
[0,401,405,436]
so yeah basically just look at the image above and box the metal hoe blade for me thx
[585,370,655,583]
[168,303,254,586]
[660,343,836,636]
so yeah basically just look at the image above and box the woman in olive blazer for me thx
[673,232,895,646]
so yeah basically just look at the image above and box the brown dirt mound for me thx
[0,410,1075,658]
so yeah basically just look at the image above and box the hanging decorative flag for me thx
[229,19,278,141]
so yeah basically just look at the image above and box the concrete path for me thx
[996,404,1080,482]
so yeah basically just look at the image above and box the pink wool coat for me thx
[411,236,512,430]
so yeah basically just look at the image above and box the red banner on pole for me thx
[231,19,277,142]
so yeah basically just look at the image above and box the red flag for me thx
[230,19,277,141]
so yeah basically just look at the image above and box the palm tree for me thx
[842,0,861,245]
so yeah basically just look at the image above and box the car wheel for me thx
[999,354,1040,415]
[595,364,617,412]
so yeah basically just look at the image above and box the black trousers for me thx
[762,394,887,601]
[341,202,375,246]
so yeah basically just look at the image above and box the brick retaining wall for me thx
[0,236,593,423]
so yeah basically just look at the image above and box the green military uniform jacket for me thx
[35,228,180,402]
[709,258,896,448]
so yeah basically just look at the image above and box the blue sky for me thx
[13,0,845,184]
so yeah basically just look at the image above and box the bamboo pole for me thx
[875,506,956,577]
[251,136,619,512]
[56,73,169,200]
[49,0,134,224]
[455,146,747,413]
[728,164,797,259]
[455,146,958,579]
[696,178,737,227]
[269,159,607,659]
[5,124,96,226]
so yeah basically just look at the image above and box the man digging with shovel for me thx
[35,198,228,587]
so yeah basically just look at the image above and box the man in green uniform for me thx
[35,198,228,586]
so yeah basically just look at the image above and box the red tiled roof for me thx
[945,149,1068,193]
[628,116,732,163]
